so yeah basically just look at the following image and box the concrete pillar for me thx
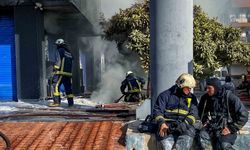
[85,45,95,92]
[150,0,193,111]
[15,3,44,100]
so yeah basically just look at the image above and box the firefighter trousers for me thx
[52,74,74,106]
[199,128,236,150]
[124,92,141,102]
[160,134,194,150]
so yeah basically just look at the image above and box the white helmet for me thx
[176,73,196,88]
[55,39,65,45]
[126,71,133,77]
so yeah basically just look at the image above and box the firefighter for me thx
[120,71,145,102]
[153,73,198,150]
[49,39,74,107]
[198,78,249,150]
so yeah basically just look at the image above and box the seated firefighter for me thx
[153,73,199,150]
[120,71,145,102]
[49,39,74,107]
[198,78,249,150]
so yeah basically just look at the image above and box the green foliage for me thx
[194,5,250,78]
[193,5,222,78]
[102,0,150,71]
[102,2,250,78]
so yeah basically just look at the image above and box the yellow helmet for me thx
[176,73,196,88]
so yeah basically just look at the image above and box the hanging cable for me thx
[0,131,10,150]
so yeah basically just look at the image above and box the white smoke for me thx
[89,38,129,103]
[91,63,126,104]
[81,37,145,104]
[44,13,63,35]
[78,0,147,103]
[101,0,137,19]
[194,0,231,24]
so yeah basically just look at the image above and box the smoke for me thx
[91,63,126,104]
[90,38,129,103]
[194,0,231,24]
[101,0,137,19]
[75,0,147,104]
[81,37,145,104]
[44,12,64,35]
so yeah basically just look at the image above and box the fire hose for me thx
[0,131,10,150]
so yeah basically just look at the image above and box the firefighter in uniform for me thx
[198,78,248,150]
[153,73,198,150]
[49,39,74,107]
[120,71,145,102]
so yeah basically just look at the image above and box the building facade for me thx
[227,0,250,86]
[230,0,250,42]
[0,0,101,101]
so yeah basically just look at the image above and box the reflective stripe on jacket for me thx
[153,85,199,125]
[120,75,145,94]
[54,46,73,76]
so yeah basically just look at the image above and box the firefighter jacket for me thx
[198,89,249,134]
[153,85,199,127]
[54,46,73,76]
[120,75,145,94]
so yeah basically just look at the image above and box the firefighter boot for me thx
[48,96,61,107]
[68,98,74,107]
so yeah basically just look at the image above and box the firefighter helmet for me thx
[126,71,133,77]
[176,73,196,88]
[55,39,65,45]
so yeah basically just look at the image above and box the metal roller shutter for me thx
[0,14,17,101]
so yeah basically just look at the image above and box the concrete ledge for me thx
[126,120,161,150]
[233,134,250,149]
[126,120,250,150]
